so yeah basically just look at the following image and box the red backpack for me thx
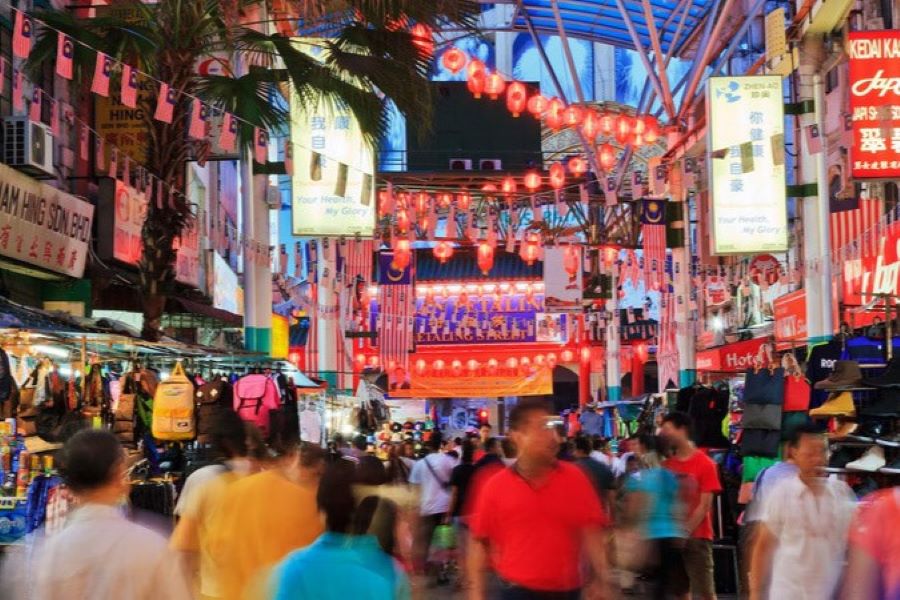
[233,374,280,436]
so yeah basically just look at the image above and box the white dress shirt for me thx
[760,474,857,600]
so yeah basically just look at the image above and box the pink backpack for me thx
[233,374,280,436]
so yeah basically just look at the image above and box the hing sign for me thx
[848,31,900,179]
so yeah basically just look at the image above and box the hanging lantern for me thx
[601,243,620,266]
[523,171,542,191]
[562,105,584,128]
[632,116,647,135]
[368,356,380,367]
[391,238,412,270]
[415,191,429,214]
[466,59,486,98]
[505,357,518,370]
[597,143,616,170]
[549,162,565,190]
[486,358,498,374]
[563,245,579,277]
[410,23,434,57]
[635,343,649,363]
[433,241,454,263]
[466,359,479,372]
[644,115,660,144]
[599,112,616,136]
[534,354,545,366]
[501,176,517,195]
[568,156,588,177]
[519,233,541,265]
[441,47,467,74]
[395,208,410,232]
[484,72,506,100]
[506,81,527,117]
[526,94,549,118]
[451,360,463,376]
[545,97,564,130]
[561,349,575,363]
[433,359,445,372]
[546,352,558,368]
[415,359,427,375]
[477,241,494,274]
[355,353,366,364]
[615,116,633,144]
[581,109,600,140]
[456,191,471,211]
[437,192,452,207]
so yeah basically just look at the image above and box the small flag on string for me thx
[29,87,41,122]
[218,112,237,152]
[121,64,138,108]
[254,127,268,163]
[95,136,105,170]
[79,123,89,161]
[531,196,543,222]
[108,146,118,178]
[12,11,33,59]
[651,163,667,196]
[154,82,176,123]
[57,34,74,80]
[123,155,131,185]
[188,98,207,140]
[12,69,23,113]
[156,178,164,210]
[62,102,74,126]
[50,99,60,136]
[805,124,822,154]
[91,52,112,97]
[604,176,618,206]
[446,206,457,238]
[284,139,293,176]
[168,186,176,210]
[632,171,645,198]
[143,171,152,201]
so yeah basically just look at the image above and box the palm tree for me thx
[26,0,478,340]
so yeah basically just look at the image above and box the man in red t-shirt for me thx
[843,486,900,600]
[468,398,611,600]
[660,411,722,600]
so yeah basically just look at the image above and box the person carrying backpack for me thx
[408,436,456,578]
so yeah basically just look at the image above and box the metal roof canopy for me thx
[510,0,717,56]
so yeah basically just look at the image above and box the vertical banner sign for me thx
[707,76,787,254]
[290,40,375,236]
[848,31,900,179]
[543,246,583,310]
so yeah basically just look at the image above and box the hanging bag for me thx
[743,344,785,405]
[781,353,811,412]
[151,363,196,441]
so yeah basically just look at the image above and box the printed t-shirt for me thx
[211,469,324,600]
[623,467,683,539]
[848,487,900,600]
[663,450,722,540]
[469,462,607,591]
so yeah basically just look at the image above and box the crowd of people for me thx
[0,397,897,599]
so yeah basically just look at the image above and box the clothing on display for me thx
[299,400,323,444]
[676,384,729,448]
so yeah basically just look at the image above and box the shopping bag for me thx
[743,368,785,405]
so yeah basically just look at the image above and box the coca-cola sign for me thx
[848,31,900,179]
[842,220,900,307]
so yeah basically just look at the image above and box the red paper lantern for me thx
[615,116,633,144]
[568,156,588,177]
[481,183,497,194]
[466,59,486,98]
[546,352,558,367]
[391,238,411,270]
[486,358,498,374]
[506,81,527,117]
[437,192,452,207]
[433,359,445,371]
[599,112,616,136]
[545,97,564,130]
[456,191,471,210]
[395,208,410,232]
[410,23,434,57]
[477,242,494,274]
[561,349,574,363]
[355,353,365,364]
[415,359,427,375]
[581,109,600,140]
[433,241,454,263]
[519,233,541,265]
[562,105,584,128]
[415,191,429,214]
[549,162,565,189]
[632,116,647,135]
[505,357,518,370]
[527,94,549,118]
[451,360,463,376]
[501,176,517,195]
[484,72,506,100]
[597,143,616,170]
[466,359,479,372]
[523,171,542,191]
[441,47,467,74]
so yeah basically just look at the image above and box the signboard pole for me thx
[812,72,833,342]
[606,264,621,402]
[673,246,696,386]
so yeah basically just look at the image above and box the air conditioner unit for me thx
[449,158,472,170]
[2,117,55,179]
[265,183,281,209]
[479,159,502,170]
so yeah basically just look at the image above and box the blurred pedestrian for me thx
[409,436,455,578]
[33,430,191,599]
[386,443,413,484]
[213,440,327,600]
[590,437,614,468]
[270,460,410,600]
[842,486,900,600]
[749,424,856,600]
[468,398,611,600]
[474,423,493,462]
[659,411,722,600]
[573,435,615,512]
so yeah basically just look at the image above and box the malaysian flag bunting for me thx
[12,11,33,59]
[656,293,679,392]
[279,244,288,276]
[12,69,23,113]
[532,197,543,222]
[641,199,667,291]
[377,250,415,376]
[254,127,268,164]
[830,191,883,258]
[604,176,618,206]
[56,34,74,80]
[108,146,118,178]
[154,82,176,123]
[632,171,645,198]
[188,98,207,140]
[79,123,89,161]
[168,186,176,211]
[29,87,41,122]
[95,136,105,170]
[304,283,319,375]
[91,52,112,97]
[156,178,164,210]
[122,156,130,185]
[50,99,60,136]
[219,112,237,152]
[284,139,293,176]
[651,162,667,196]
[121,64,138,108]
[294,242,303,279]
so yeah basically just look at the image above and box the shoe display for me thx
[879,456,900,474]
[876,432,900,448]
[814,361,863,390]
[845,446,886,472]
[846,421,886,443]
[859,388,900,417]
[828,421,858,440]
[826,447,856,472]
[809,392,856,418]
[863,356,900,388]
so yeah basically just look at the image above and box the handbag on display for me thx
[743,343,785,405]
[782,354,811,412]
[741,429,782,457]
[742,403,783,430]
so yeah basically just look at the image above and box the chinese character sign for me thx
[848,31,900,179]
[707,75,787,255]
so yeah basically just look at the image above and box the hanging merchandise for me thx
[195,377,235,445]
[234,373,281,438]
[151,362,196,441]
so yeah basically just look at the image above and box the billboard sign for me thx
[707,75,787,254]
